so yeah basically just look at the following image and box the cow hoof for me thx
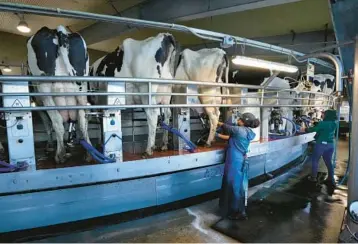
[141,152,152,159]
[45,144,55,153]
[204,143,212,148]
[0,151,6,161]
[55,155,67,164]
[84,153,92,163]
[66,142,76,148]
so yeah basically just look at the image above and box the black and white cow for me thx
[172,48,229,147]
[304,74,335,120]
[227,69,305,137]
[89,33,178,157]
[27,25,92,163]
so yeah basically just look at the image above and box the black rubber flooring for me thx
[213,173,346,243]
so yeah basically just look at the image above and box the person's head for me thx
[237,112,261,128]
[322,109,338,121]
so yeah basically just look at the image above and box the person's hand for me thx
[300,127,306,133]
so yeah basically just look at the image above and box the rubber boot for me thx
[307,176,322,192]
[323,179,336,196]
[228,211,248,221]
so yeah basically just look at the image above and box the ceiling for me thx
[0,0,146,36]
[89,0,333,52]
[0,0,335,75]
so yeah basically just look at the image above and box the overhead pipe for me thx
[0,2,334,70]
[296,52,343,93]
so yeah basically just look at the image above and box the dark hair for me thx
[245,119,260,128]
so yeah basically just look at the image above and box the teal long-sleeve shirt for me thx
[306,121,337,144]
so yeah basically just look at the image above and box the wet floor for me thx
[20,139,349,243]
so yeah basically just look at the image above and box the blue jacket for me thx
[222,123,256,155]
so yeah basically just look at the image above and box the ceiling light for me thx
[2,66,12,73]
[232,56,299,73]
[17,20,31,33]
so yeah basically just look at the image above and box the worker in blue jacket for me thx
[216,112,260,220]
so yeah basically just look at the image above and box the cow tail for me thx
[56,25,74,76]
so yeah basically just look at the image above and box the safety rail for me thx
[0,75,334,112]
[0,92,332,102]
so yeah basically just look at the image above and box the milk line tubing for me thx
[0,76,333,112]
[0,2,333,70]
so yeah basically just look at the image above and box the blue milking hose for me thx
[282,116,297,136]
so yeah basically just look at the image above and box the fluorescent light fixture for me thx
[2,66,12,73]
[232,56,298,73]
[17,20,31,33]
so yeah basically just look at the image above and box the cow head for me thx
[311,74,327,92]
[323,74,335,95]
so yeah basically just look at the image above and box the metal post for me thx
[102,81,125,163]
[131,109,135,154]
[2,80,35,170]
[259,89,269,141]
[261,108,270,142]
[339,36,358,243]
[173,85,191,151]
[148,82,152,106]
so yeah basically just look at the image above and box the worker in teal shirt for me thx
[301,109,338,195]
[216,112,260,220]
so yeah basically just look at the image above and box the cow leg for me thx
[143,108,159,158]
[38,83,67,164]
[43,107,66,164]
[65,92,78,148]
[76,94,92,162]
[284,109,293,136]
[160,107,171,151]
[38,111,54,152]
[204,107,220,147]
[0,142,5,161]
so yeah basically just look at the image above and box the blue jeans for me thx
[311,143,334,183]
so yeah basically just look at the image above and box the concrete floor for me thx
[32,139,349,243]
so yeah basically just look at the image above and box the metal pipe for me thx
[276,91,279,105]
[0,2,334,70]
[308,40,354,54]
[296,52,343,92]
[148,82,152,106]
[0,103,332,112]
[0,91,331,102]
[0,75,270,89]
[0,63,28,68]
[346,36,358,235]
[0,75,333,96]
